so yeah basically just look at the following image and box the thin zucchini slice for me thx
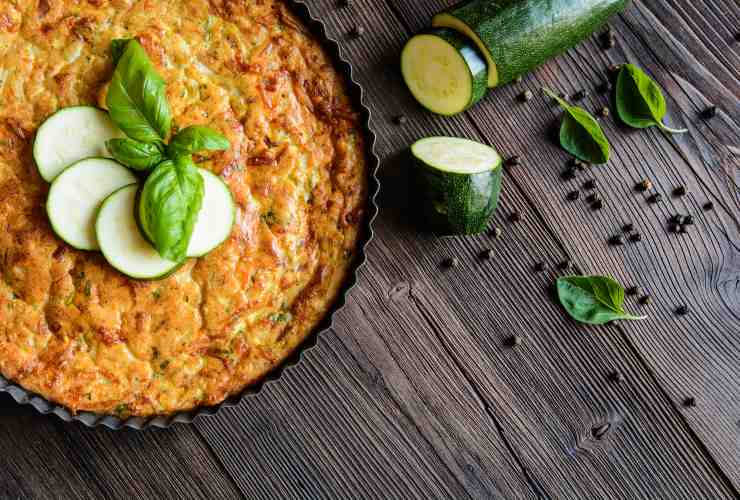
[187,169,236,257]
[34,106,124,182]
[96,185,182,280]
[411,137,502,235]
[401,28,488,116]
[46,158,138,251]
[432,0,628,88]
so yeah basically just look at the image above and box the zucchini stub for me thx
[401,28,488,116]
[412,137,502,235]
[432,0,629,88]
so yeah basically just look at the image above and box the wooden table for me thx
[2,1,739,498]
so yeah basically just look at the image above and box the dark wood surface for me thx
[1,0,739,498]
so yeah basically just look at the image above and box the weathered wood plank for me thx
[390,0,740,491]
[0,394,242,499]
[195,0,738,498]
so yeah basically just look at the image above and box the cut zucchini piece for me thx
[34,106,124,182]
[96,185,182,280]
[401,28,488,116]
[432,0,628,88]
[46,158,138,251]
[187,169,236,257]
[411,137,502,235]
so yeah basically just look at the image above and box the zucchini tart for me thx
[0,0,368,417]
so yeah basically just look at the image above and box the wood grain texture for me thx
[390,0,740,491]
[0,394,242,499]
[193,0,738,498]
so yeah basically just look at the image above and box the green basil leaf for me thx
[167,126,230,156]
[557,276,646,325]
[106,39,172,143]
[544,88,611,164]
[110,38,132,66]
[139,156,204,262]
[106,138,164,171]
[616,64,687,134]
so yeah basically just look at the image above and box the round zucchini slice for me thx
[96,184,182,280]
[33,106,125,182]
[46,158,138,251]
[187,169,236,258]
[401,28,488,116]
[411,136,503,235]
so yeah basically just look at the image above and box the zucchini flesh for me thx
[433,0,629,87]
[96,185,182,280]
[411,137,502,235]
[34,106,124,182]
[187,169,236,257]
[46,158,138,251]
[401,29,488,116]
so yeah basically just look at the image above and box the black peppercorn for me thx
[583,179,596,190]
[586,193,600,204]
[533,261,546,272]
[592,199,604,210]
[602,36,616,50]
[670,214,684,225]
[609,371,625,383]
[509,211,522,223]
[609,235,625,246]
[558,259,571,270]
[636,179,653,192]
[669,224,681,234]
[629,233,642,243]
[393,115,407,126]
[505,155,521,167]
[567,190,580,201]
[572,90,586,101]
[626,286,639,296]
[561,168,577,180]
[648,193,663,204]
[639,295,653,306]
[622,223,634,233]
[679,225,689,234]
[518,90,533,102]
[442,257,459,269]
[480,249,494,260]
[676,305,689,316]
[337,0,351,6]
[683,397,696,408]
[703,201,714,211]
[683,215,694,226]
[349,25,365,38]
[700,106,717,120]
[505,335,523,347]
[673,186,687,197]
[596,81,611,94]
[491,227,503,239]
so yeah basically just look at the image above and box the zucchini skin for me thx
[434,0,629,87]
[413,156,502,235]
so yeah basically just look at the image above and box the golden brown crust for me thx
[0,0,367,416]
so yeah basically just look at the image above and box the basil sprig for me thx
[107,39,172,143]
[139,157,204,262]
[557,276,646,325]
[616,64,687,134]
[543,88,611,165]
[106,138,164,171]
[168,125,231,157]
[105,39,230,262]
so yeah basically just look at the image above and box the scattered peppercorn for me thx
[505,335,523,347]
[572,90,586,101]
[349,25,365,38]
[609,235,625,246]
[533,261,546,272]
[596,81,611,94]
[480,249,494,260]
[673,185,687,197]
[567,190,581,201]
[586,193,600,204]
[636,179,653,192]
[648,193,663,204]
[337,0,351,6]
[505,155,521,167]
[675,305,689,316]
[629,233,642,243]
[558,259,572,270]
[700,106,717,120]
[683,215,694,226]
[626,286,639,296]
[583,179,597,190]
[592,199,604,210]
[561,168,577,180]
[442,257,459,269]
[679,225,689,234]
[703,201,714,211]
[669,224,681,234]
[597,107,610,117]
[509,211,522,223]
[670,214,684,225]
[393,114,407,126]
[518,90,533,102]
[683,397,696,408]
[609,371,625,383]
[622,223,634,233]
[491,227,503,239]
[639,295,653,306]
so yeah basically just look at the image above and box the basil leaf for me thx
[557,276,646,325]
[616,64,687,134]
[139,157,204,262]
[106,138,164,171]
[543,88,610,164]
[168,126,230,156]
[106,39,172,143]
[110,38,132,66]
